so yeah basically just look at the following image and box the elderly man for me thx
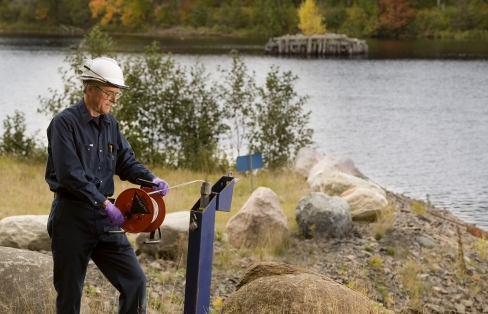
[46,57,168,314]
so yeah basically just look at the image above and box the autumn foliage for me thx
[298,0,325,36]
[3,0,488,39]
[378,0,415,37]
[89,0,124,25]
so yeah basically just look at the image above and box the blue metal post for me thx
[183,176,236,314]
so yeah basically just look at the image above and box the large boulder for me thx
[135,211,190,261]
[292,147,324,178]
[221,262,393,314]
[307,156,356,190]
[0,215,51,251]
[226,187,288,249]
[295,192,352,238]
[0,247,55,313]
[320,171,386,197]
[341,187,389,222]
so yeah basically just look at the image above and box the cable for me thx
[147,180,206,195]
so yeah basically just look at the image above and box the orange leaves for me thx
[378,0,415,36]
[89,0,124,25]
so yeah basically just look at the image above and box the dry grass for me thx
[397,260,424,311]
[473,236,488,260]
[0,156,311,234]
[1,156,395,314]
[371,203,395,240]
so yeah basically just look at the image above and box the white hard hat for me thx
[80,57,129,89]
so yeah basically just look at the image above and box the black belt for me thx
[54,191,115,204]
[54,191,79,201]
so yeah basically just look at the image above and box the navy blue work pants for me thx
[47,197,146,314]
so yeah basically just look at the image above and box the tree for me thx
[249,66,313,170]
[251,0,298,36]
[114,42,229,170]
[217,55,256,157]
[378,0,415,37]
[89,0,123,25]
[120,0,151,29]
[38,27,314,171]
[298,0,326,35]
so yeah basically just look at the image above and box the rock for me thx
[221,262,393,314]
[295,192,352,238]
[416,236,437,248]
[0,215,51,251]
[320,171,385,197]
[0,246,55,313]
[292,147,324,178]
[340,187,388,222]
[454,303,466,314]
[135,211,190,260]
[307,156,356,190]
[226,187,288,249]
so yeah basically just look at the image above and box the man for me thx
[46,56,168,314]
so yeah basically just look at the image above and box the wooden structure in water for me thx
[264,33,368,57]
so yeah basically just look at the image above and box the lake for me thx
[1,34,487,229]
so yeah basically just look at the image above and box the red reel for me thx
[114,187,166,233]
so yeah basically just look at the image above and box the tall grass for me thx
[0,155,310,234]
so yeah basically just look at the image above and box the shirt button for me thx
[100,150,102,152]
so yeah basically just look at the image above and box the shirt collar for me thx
[77,98,111,125]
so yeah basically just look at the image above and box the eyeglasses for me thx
[93,85,122,101]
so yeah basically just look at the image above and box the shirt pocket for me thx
[106,143,118,171]
[76,142,96,169]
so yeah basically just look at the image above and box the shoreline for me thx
[74,187,488,313]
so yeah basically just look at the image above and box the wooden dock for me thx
[264,33,368,57]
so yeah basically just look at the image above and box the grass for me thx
[0,156,312,313]
[0,156,311,234]
[371,204,395,240]
[397,261,424,311]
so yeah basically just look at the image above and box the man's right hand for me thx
[104,202,125,227]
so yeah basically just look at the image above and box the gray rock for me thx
[0,215,51,251]
[226,187,288,249]
[295,192,352,238]
[416,236,437,248]
[454,303,466,314]
[0,247,55,313]
[306,156,356,189]
[292,147,323,178]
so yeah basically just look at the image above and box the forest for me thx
[1,0,488,39]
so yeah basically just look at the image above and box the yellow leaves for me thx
[298,0,326,36]
[89,0,124,25]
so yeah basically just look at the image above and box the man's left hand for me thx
[152,177,169,196]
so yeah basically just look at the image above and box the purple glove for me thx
[152,177,169,196]
[104,202,125,227]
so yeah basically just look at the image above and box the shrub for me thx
[0,111,46,161]
[35,27,313,171]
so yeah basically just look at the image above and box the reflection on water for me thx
[1,34,488,229]
[3,33,488,59]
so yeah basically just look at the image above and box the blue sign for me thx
[236,153,263,172]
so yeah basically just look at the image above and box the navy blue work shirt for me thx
[46,98,155,209]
